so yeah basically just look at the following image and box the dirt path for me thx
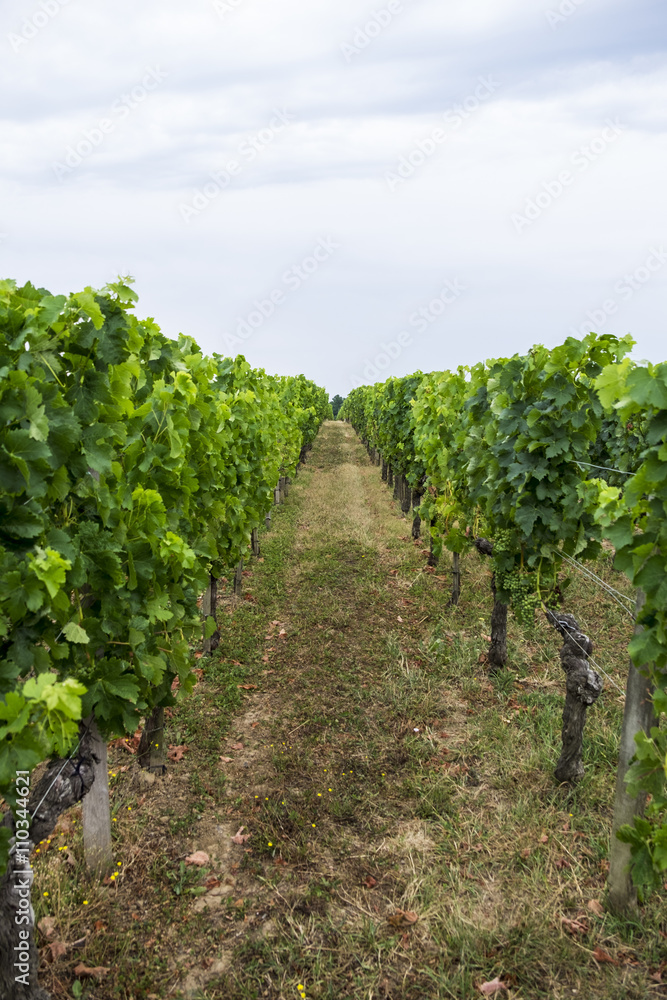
[170,420,465,998]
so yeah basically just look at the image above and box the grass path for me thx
[35,422,665,1000]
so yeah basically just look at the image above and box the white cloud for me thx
[1,0,666,393]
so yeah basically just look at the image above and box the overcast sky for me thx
[2,0,666,395]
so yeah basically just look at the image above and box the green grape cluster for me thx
[497,567,540,625]
[494,528,513,553]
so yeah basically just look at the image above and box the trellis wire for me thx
[575,460,635,476]
[557,551,636,618]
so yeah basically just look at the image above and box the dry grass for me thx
[31,421,665,1000]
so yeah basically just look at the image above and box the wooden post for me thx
[607,590,656,915]
[265,512,272,530]
[274,483,281,505]
[427,521,439,568]
[251,528,260,557]
[82,715,113,876]
[138,706,166,775]
[202,574,218,654]
[401,477,411,515]
[411,485,424,539]
[284,477,290,498]
[488,573,508,670]
[451,552,461,606]
[387,465,394,489]
[472,538,507,670]
[234,559,244,596]
[381,458,388,482]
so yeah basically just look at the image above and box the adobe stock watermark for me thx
[212,0,246,17]
[340,0,406,63]
[51,67,168,182]
[545,0,588,29]
[569,246,667,337]
[350,277,465,387]
[385,76,500,192]
[512,118,625,234]
[221,237,340,351]
[8,0,73,54]
[179,109,295,224]
[13,769,33,988]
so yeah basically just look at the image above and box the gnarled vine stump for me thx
[0,725,97,999]
[546,610,602,783]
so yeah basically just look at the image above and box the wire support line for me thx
[556,551,636,618]
[558,552,636,614]
[575,460,635,476]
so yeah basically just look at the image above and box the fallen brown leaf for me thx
[587,899,605,917]
[231,826,251,845]
[108,737,138,754]
[230,742,244,750]
[478,978,508,995]
[592,946,618,966]
[38,916,57,940]
[238,684,257,690]
[185,851,210,866]
[168,744,188,761]
[48,941,68,962]
[73,964,110,980]
[364,876,378,889]
[205,876,222,890]
[387,909,418,927]
[562,917,588,936]
[219,755,234,763]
